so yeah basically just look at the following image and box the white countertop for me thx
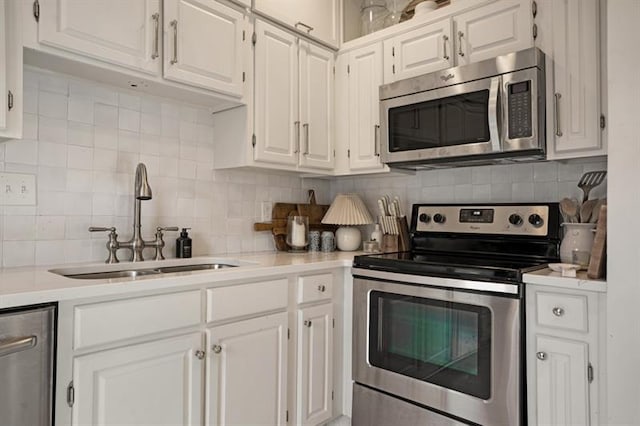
[523,268,607,293]
[0,251,359,309]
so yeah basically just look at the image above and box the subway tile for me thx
[5,140,38,165]
[119,93,141,111]
[94,103,118,128]
[67,122,93,147]
[141,113,162,136]
[64,192,92,216]
[3,241,36,267]
[36,216,66,240]
[39,74,68,95]
[39,117,67,144]
[23,114,39,140]
[35,240,66,265]
[68,96,94,124]
[533,162,558,182]
[67,146,94,170]
[118,108,140,132]
[117,130,140,153]
[65,216,92,239]
[66,169,93,192]
[38,141,67,167]
[39,91,68,119]
[93,126,118,150]
[4,216,36,240]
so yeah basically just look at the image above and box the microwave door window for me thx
[388,90,491,152]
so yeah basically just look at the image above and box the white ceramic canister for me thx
[560,223,597,264]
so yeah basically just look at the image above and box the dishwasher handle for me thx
[0,335,37,358]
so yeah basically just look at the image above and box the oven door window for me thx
[388,90,490,152]
[369,291,492,399]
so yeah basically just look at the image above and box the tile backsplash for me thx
[0,68,607,268]
[0,67,329,267]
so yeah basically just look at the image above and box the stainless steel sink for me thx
[57,262,239,280]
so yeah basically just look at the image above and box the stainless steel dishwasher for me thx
[0,304,56,426]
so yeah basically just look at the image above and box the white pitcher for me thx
[560,223,596,265]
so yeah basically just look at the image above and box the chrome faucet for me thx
[89,163,178,263]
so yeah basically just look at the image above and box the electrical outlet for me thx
[0,173,37,205]
[261,201,272,221]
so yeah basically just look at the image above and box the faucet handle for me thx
[88,227,119,264]
[153,227,178,261]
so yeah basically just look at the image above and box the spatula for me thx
[580,199,597,223]
[578,171,607,202]
[559,197,579,223]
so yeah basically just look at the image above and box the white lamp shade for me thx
[321,194,373,225]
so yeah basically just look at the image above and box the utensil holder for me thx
[560,223,596,264]
[382,234,399,253]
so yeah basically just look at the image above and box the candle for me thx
[291,219,306,247]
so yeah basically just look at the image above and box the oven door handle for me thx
[0,335,37,358]
[488,76,502,153]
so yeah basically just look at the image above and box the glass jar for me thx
[286,216,309,251]
[560,223,596,265]
[361,0,388,36]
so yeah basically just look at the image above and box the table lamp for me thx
[321,193,373,251]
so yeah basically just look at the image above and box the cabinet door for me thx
[72,333,203,426]
[253,0,339,46]
[454,0,533,65]
[38,0,161,75]
[535,335,590,426]
[299,42,335,170]
[164,0,246,98]
[348,43,385,171]
[254,20,299,167]
[546,0,603,159]
[0,0,8,133]
[384,19,453,84]
[207,313,288,426]
[297,304,333,426]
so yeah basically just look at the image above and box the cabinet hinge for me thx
[532,23,538,40]
[347,65,350,74]
[252,134,256,148]
[392,64,395,74]
[332,318,335,328]
[33,0,40,22]
[66,381,75,407]
[252,32,257,46]
[287,328,290,340]
[333,149,336,158]
[242,30,246,42]
[532,1,538,18]
[333,65,335,75]
[392,46,395,57]
[242,71,246,82]
[7,90,13,111]
[286,410,289,422]
[588,363,594,383]
[347,149,351,158]
[600,114,606,129]
[332,390,334,400]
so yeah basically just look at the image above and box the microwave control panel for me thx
[507,80,532,139]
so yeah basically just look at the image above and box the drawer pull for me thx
[195,350,205,360]
[212,344,222,354]
[536,351,547,361]
[552,307,565,317]
[304,320,312,328]
[317,285,326,292]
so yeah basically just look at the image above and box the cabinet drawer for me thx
[207,279,288,322]
[297,273,333,304]
[536,291,588,332]
[74,290,201,350]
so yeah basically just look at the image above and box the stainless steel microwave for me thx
[379,48,546,169]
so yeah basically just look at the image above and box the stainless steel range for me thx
[352,203,561,426]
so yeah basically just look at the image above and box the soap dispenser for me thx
[371,223,383,243]
[176,228,192,258]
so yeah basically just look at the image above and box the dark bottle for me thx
[176,228,192,258]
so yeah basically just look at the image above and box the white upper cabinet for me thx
[384,19,453,84]
[454,0,533,65]
[72,333,204,426]
[207,313,288,426]
[163,0,247,98]
[0,0,22,140]
[38,0,162,75]
[299,41,335,170]
[539,0,604,160]
[254,20,299,167]
[348,43,385,171]
[254,0,340,47]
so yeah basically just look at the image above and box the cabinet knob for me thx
[552,307,565,317]
[212,344,222,354]
[317,285,326,292]
[195,350,205,360]
[304,320,312,328]
[536,351,547,361]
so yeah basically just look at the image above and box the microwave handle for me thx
[487,76,502,152]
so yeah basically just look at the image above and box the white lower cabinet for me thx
[73,332,204,426]
[297,303,333,426]
[207,312,288,426]
[526,285,604,426]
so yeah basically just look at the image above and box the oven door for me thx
[353,276,522,426]
[380,76,502,164]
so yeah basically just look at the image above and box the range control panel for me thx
[414,204,550,236]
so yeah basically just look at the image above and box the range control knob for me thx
[433,213,446,224]
[508,214,523,226]
[419,213,431,223]
[528,213,544,228]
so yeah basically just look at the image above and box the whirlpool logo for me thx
[440,73,455,82]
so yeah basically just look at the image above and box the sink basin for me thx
[53,262,241,280]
